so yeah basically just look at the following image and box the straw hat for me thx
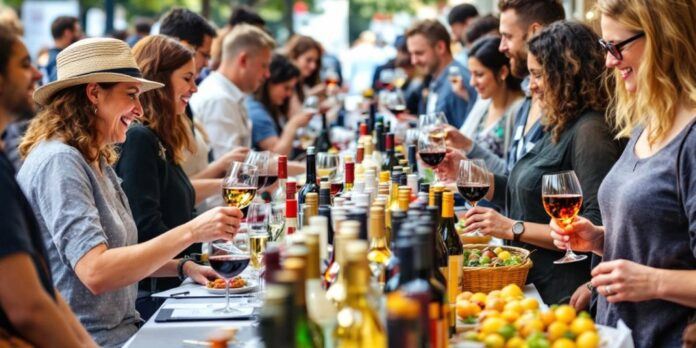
[33,37,163,105]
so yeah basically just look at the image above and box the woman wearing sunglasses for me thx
[549,1,696,347]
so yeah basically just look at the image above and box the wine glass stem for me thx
[224,279,231,310]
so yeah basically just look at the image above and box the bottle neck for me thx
[306,153,316,183]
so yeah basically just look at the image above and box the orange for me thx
[486,298,507,312]
[457,291,474,302]
[575,331,600,348]
[554,305,577,324]
[570,317,596,336]
[547,321,569,341]
[501,310,521,323]
[520,319,545,338]
[521,298,540,311]
[479,309,501,320]
[505,337,526,348]
[471,292,488,306]
[505,300,525,314]
[457,300,482,319]
[483,333,505,348]
[552,338,576,348]
[501,284,524,300]
[481,317,507,335]
[540,310,556,326]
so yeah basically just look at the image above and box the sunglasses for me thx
[598,32,645,60]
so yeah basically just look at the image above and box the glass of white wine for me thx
[222,162,258,210]
[317,152,339,180]
[246,202,269,306]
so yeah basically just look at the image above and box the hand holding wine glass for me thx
[542,171,587,264]
[417,128,447,183]
[549,215,605,254]
[185,206,244,242]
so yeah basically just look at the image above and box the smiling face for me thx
[170,58,197,115]
[89,82,144,145]
[600,15,645,93]
[499,9,529,78]
[467,57,502,99]
[527,52,544,101]
[407,34,443,76]
[269,77,297,106]
[0,38,42,120]
[294,48,320,79]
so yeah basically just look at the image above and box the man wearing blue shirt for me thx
[406,19,477,128]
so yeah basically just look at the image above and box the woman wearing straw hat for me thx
[16,38,244,347]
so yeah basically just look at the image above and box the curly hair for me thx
[132,35,196,164]
[20,83,118,164]
[528,21,610,142]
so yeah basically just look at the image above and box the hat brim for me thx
[33,72,164,106]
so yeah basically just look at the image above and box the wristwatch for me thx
[177,256,196,281]
[512,221,525,242]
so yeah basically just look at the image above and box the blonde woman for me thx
[16,38,243,347]
[549,1,696,346]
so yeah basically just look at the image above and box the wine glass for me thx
[245,151,270,188]
[393,68,407,90]
[208,240,250,313]
[222,162,258,210]
[385,90,407,117]
[457,159,491,235]
[317,152,339,181]
[448,65,462,87]
[417,128,447,182]
[246,202,269,306]
[267,203,286,242]
[303,95,320,115]
[379,68,395,90]
[542,171,587,264]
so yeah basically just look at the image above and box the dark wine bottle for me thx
[412,225,447,348]
[407,144,419,174]
[298,147,319,216]
[315,113,331,153]
[382,133,399,172]
[439,191,463,337]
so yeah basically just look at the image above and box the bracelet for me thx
[177,256,196,281]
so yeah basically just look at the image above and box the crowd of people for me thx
[0,0,695,347]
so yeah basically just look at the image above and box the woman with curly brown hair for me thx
[437,21,624,304]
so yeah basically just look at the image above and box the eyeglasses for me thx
[598,32,645,60]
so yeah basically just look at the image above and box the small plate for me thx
[204,280,258,294]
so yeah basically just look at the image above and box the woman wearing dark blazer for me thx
[437,21,623,304]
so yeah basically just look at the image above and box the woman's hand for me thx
[549,216,604,254]
[289,110,314,129]
[445,126,473,152]
[184,262,220,285]
[187,206,243,243]
[591,259,659,303]
[570,283,592,311]
[462,206,514,239]
[451,80,470,101]
[433,147,466,182]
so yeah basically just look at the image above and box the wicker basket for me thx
[461,244,533,293]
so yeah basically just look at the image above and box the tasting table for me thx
[122,283,546,348]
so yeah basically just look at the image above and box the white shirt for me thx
[190,71,252,160]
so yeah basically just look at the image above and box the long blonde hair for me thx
[597,0,696,144]
[20,83,118,164]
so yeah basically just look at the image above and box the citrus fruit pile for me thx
[457,284,601,348]
[464,246,524,267]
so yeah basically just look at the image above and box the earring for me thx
[93,106,98,115]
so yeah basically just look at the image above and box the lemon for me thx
[484,333,506,348]
[486,298,507,312]
[540,310,556,326]
[575,331,600,348]
[554,305,577,324]
[547,321,569,341]
[494,246,505,255]
[506,337,526,348]
[498,250,512,261]
[552,338,576,348]
[502,310,521,323]
[457,291,474,302]
[481,317,508,335]
[471,292,489,305]
[520,319,545,338]
[505,300,525,314]
[521,298,540,311]
[501,284,524,299]
[570,317,596,336]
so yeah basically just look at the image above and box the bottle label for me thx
[428,303,445,348]
[447,255,463,304]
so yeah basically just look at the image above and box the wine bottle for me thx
[373,123,384,166]
[382,133,399,172]
[425,206,448,289]
[383,211,408,294]
[344,158,355,197]
[367,206,391,290]
[309,215,329,263]
[258,284,295,348]
[407,144,418,174]
[386,169,402,241]
[282,256,325,348]
[412,226,447,348]
[315,113,331,153]
[334,240,387,348]
[298,147,319,215]
[304,231,336,348]
[326,221,360,305]
[387,293,421,348]
[285,199,298,241]
[273,155,288,204]
[439,191,463,337]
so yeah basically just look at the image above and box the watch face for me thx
[513,222,524,234]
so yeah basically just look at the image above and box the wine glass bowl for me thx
[222,162,258,209]
[541,171,587,264]
[456,159,490,207]
[417,129,446,168]
[317,152,339,180]
[208,240,251,313]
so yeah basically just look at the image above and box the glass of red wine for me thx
[457,159,491,235]
[542,171,587,264]
[245,151,272,189]
[417,126,447,182]
[208,240,251,313]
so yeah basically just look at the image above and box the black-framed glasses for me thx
[598,32,645,60]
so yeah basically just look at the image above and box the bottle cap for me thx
[277,155,287,179]
[285,199,297,218]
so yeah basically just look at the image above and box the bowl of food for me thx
[461,245,532,293]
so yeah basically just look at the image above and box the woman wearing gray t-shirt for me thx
[16,38,244,348]
[550,1,696,347]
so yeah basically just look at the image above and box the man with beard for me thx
[406,19,477,128]
[0,24,96,347]
[497,0,564,171]
[43,16,82,84]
